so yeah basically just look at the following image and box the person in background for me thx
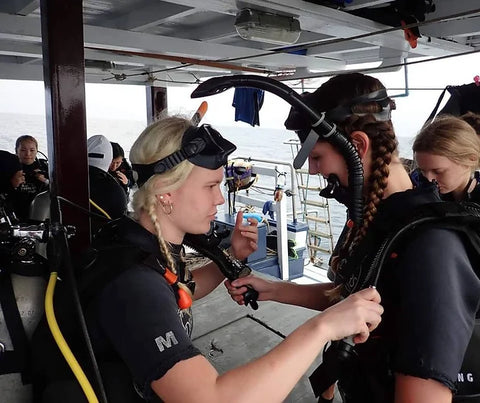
[413,115,480,202]
[461,111,480,135]
[87,135,128,235]
[14,135,49,220]
[226,73,480,403]
[32,116,382,403]
[109,141,136,195]
[0,150,26,217]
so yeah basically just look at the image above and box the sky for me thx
[0,52,479,137]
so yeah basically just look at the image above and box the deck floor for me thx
[191,267,342,402]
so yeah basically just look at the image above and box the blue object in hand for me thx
[242,213,263,223]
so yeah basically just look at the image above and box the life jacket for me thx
[310,195,480,402]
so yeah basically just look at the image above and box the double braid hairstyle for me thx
[130,116,195,297]
[307,74,398,297]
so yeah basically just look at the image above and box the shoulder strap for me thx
[78,244,149,305]
[367,202,480,288]
[425,86,449,124]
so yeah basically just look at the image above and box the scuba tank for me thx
[0,195,49,402]
[0,274,47,402]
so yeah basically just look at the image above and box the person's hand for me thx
[115,171,128,185]
[11,171,25,189]
[33,169,48,183]
[318,287,383,344]
[224,273,277,304]
[229,210,258,261]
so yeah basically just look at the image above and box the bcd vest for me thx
[311,200,480,402]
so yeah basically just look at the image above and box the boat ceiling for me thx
[0,0,479,86]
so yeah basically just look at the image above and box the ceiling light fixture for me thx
[234,9,301,46]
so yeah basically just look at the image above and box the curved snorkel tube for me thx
[191,74,364,226]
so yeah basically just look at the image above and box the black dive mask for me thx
[326,89,393,122]
[319,174,351,208]
[132,124,236,187]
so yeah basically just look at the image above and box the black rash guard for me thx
[85,218,201,400]
[391,228,480,388]
[89,266,200,399]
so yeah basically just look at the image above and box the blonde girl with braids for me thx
[226,73,480,403]
[33,115,382,403]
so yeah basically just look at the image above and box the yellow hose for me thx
[89,199,112,220]
[45,271,99,403]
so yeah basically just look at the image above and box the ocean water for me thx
[0,112,414,244]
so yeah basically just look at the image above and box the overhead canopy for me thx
[0,0,479,86]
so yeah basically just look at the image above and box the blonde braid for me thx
[146,194,193,299]
[146,196,177,274]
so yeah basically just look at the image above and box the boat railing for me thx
[284,138,335,266]
[221,156,304,280]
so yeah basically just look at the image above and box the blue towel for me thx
[232,87,265,127]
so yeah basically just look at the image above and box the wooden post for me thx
[40,0,90,253]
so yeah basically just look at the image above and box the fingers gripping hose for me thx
[191,75,364,225]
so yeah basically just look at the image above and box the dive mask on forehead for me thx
[326,89,393,122]
[132,124,236,187]
[284,88,393,170]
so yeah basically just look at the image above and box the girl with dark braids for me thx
[226,73,480,403]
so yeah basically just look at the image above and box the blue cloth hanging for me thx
[232,87,265,127]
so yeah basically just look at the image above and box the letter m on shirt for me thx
[155,331,178,352]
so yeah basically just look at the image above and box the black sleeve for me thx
[95,266,201,397]
[392,228,480,390]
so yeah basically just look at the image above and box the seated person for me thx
[109,142,136,196]
[14,135,49,220]
[87,135,128,235]
[461,111,480,135]
[0,150,26,219]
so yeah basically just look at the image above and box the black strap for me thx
[0,271,31,383]
[424,86,449,124]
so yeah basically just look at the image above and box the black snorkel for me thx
[191,74,364,226]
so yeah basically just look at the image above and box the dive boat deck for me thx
[191,266,341,403]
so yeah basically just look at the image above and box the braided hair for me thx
[130,116,195,297]
[299,73,398,298]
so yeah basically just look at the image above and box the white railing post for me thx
[275,197,289,280]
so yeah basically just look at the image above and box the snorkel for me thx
[191,74,365,226]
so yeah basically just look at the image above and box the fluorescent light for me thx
[235,9,301,46]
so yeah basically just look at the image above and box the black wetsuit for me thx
[333,185,480,402]
[32,217,201,402]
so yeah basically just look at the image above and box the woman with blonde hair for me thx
[413,115,480,202]
[32,115,382,403]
